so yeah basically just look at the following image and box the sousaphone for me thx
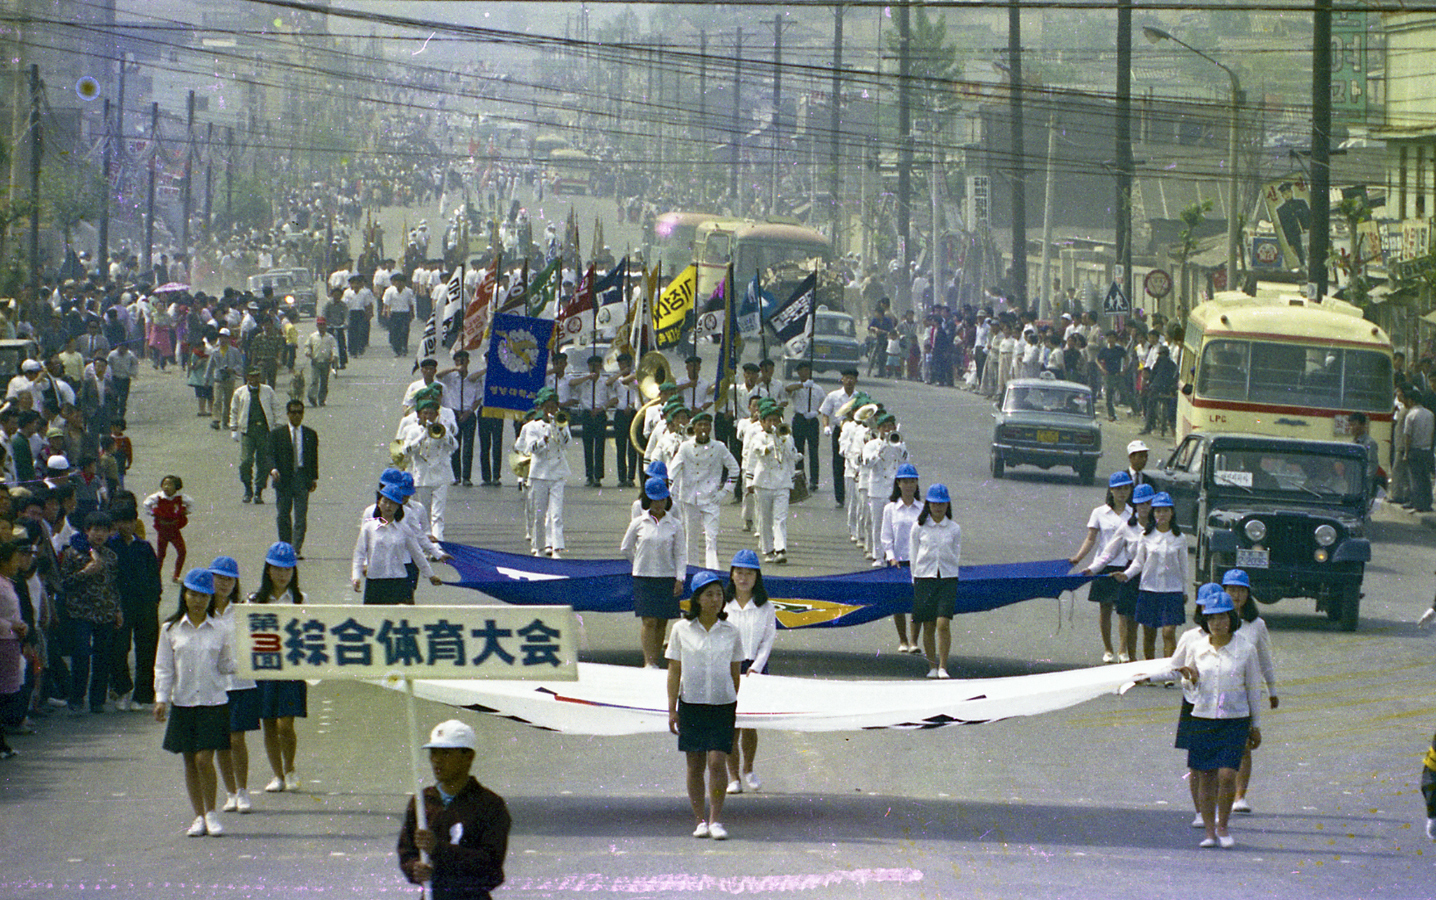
[628,351,672,449]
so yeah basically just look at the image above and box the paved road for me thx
[5,204,1436,899]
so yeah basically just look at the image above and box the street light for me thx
[1143,25,1242,292]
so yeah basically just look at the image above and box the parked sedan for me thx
[990,376,1102,484]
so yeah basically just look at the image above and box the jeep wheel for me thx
[990,452,1004,479]
[1077,461,1096,485]
[1338,583,1361,632]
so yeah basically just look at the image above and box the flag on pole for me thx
[715,262,739,401]
[738,271,765,339]
[769,273,818,357]
[523,257,563,317]
[593,257,629,333]
[415,306,438,372]
[556,264,597,344]
[440,265,465,349]
[462,257,499,352]
[653,265,696,349]
[692,276,726,341]
[562,208,581,272]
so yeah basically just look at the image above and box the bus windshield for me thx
[1196,339,1392,413]
[735,241,828,276]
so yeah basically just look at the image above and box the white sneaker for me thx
[1191,814,1205,828]
[726,779,742,794]
[187,816,207,837]
[906,645,924,655]
[1232,797,1252,814]
[284,771,300,792]
[235,789,252,813]
[1102,651,1117,663]
[222,793,239,812]
[898,643,912,653]
[548,549,562,559]
[708,822,728,840]
[264,776,285,792]
[203,811,224,836]
[925,668,939,679]
[936,669,951,679]
[1118,653,1131,663]
[745,771,762,792]
[693,821,710,838]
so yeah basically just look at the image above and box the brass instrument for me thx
[685,424,697,436]
[508,450,532,479]
[789,471,810,504]
[777,423,791,437]
[388,438,409,470]
[628,351,672,449]
[888,431,902,445]
[554,410,570,427]
[428,421,447,440]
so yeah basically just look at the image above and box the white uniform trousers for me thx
[529,477,565,552]
[846,475,861,539]
[868,494,887,559]
[523,479,535,540]
[753,487,789,555]
[681,500,722,570]
[855,485,871,550]
[413,482,449,542]
[741,474,756,531]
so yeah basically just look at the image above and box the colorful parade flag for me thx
[653,264,696,349]
[440,265,465,349]
[769,272,817,358]
[482,313,555,414]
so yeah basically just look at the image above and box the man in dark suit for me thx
[269,400,319,558]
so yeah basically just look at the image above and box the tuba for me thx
[627,351,672,449]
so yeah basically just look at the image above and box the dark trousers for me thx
[348,310,369,356]
[791,414,820,488]
[67,618,113,710]
[478,415,504,483]
[275,485,310,551]
[1410,446,1434,512]
[831,428,846,504]
[109,604,159,704]
[1104,373,1123,418]
[112,377,131,418]
[451,413,477,482]
[613,410,638,484]
[387,311,412,357]
[239,432,272,498]
[43,615,70,701]
[581,410,608,482]
[331,325,348,368]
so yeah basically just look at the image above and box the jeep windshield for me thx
[1209,447,1365,501]
[1002,385,1093,417]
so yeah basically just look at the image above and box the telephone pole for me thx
[1007,3,1027,306]
[897,2,912,312]
[144,101,158,274]
[730,27,742,213]
[27,65,40,297]
[98,98,112,278]
[1309,0,1333,300]
[771,14,781,216]
[829,6,844,252]
[1115,0,1134,309]
[180,90,195,262]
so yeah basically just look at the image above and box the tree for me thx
[40,158,103,249]
[210,174,272,236]
[885,7,960,123]
[1176,199,1214,306]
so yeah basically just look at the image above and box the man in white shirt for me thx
[516,391,571,557]
[676,355,714,415]
[344,274,375,357]
[670,412,739,569]
[105,342,138,418]
[817,367,859,508]
[569,354,614,487]
[399,400,459,541]
[304,318,339,408]
[439,350,484,487]
[608,352,640,488]
[784,360,826,492]
[381,272,416,358]
[6,359,46,409]
[745,402,799,564]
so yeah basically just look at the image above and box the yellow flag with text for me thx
[653,264,696,349]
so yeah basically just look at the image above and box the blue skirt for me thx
[676,699,737,753]
[163,703,231,754]
[1185,715,1251,771]
[633,576,680,620]
[259,679,307,719]
[1135,590,1185,629]
[227,687,262,733]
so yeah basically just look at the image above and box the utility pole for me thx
[145,101,158,275]
[829,6,844,251]
[27,64,40,298]
[203,121,214,233]
[897,2,912,312]
[180,90,195,262]
[1007,3,1027,306]
[98,98,112,279]
[731,27,742,214]
[1115,0,1133,310]
[225,126,234,224]
[698,30,707,148]
[1040,114,1057,320]
[771,14,781,216]
[1309,0,1332,301]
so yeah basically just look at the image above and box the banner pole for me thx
[404,676,433,900]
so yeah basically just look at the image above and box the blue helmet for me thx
[730,549,762,570]
[1150,491,1174,509]
[1131,483,1156,504]
[1108,471,1134,489]
[926,483,951,504]
[379,482,407,504]
[182,568,216,595]
[1203,591,1235,614]
[265,541,297,569]
[1195,582,1222,605]
[895,463,919,480]
[690,570,724,596]
[1221,568,1251,589]
[645,460,668,480]
[208,556,240,579]
[644,477,670,501]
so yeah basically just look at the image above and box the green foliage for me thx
[40,158,103,243]
[885,8,960,118]
[210,174,272,235]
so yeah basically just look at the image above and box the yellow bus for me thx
[653,211,724,278]
[694,220,831,301]
[1176,291,1394,449]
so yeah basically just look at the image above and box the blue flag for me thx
[482,314,555,414]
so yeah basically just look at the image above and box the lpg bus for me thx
[1176,291,1394,448]
[653,211,726,278]
[693,219,832,301]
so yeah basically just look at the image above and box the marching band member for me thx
[676,355,715,415]
[515,390,571,558]
[746,401,799,564]
[641,381,681,452]
[784,361,826,492]
[838,396,869,543]
[846,402,879,550]
[570,354,614,488]
[398,400,459,542]
[647,403,690,471]
[609,353,640,488]
[862,413,908,561]
[735,395,764,534]
[670,412,740,570]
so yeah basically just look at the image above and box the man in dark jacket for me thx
[106,504,161,710]
[268,400,319,558]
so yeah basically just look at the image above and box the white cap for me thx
[21,359,41,373]
[422,719,477,750]
[1126,439,1150,455]
[46,455,70,471]
[219,327,231,336]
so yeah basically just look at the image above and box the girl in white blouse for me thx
[665,571,743,841]
[154,568,237,838]
[352,486,440,605]
[1222,568,1278,815]
[908,484,962,679]
[1069,471,1135,663]
[880,463,923,653]
[1115,491,1188,659]
[723,550,775,795]
[1086,481,1155,662]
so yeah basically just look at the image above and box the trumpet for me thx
[428,421,447,440]
[778,423,792,437]
[686,424,697,436]
[554,410,570,427]
[888,431,902,445]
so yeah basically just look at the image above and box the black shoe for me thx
[242,493,252,504]
[253,494,265,504]
[210,421,221,430]
[462,480,474,487]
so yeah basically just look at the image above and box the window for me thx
[1198,339,1391,412]
[1170,435,1203,473]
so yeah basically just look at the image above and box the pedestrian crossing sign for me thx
[1103,282,1131,315]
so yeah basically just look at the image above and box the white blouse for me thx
[1087,517,1141,573]
[880,499,921,563]
[910,517,962,580]
[1120,528,1188,594]
[665,617,744,705]
[620,512,687,580]
[1083,504,1133,568]
[724,597,777,673]
[1172,632,1264,726]
[353,517,435,582]
[154,615,237,708]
